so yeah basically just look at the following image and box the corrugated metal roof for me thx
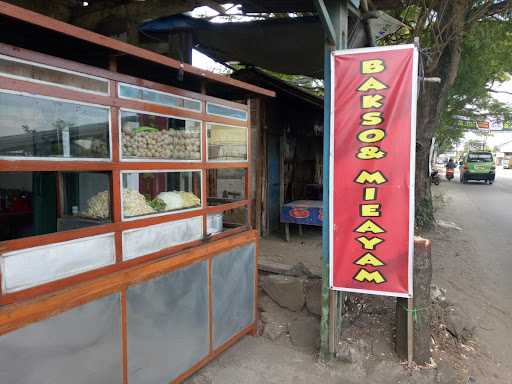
[221,0,399,13]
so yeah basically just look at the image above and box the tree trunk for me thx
[414,0,469,229]
[408,0,470,365]
[414,82,441,228]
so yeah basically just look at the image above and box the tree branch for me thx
[467,0,512,24]
[487,88,512,96]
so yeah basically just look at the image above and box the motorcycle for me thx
[446,168,454,181]
[431,170,440,185]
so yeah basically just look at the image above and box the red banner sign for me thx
[329,45,418,297]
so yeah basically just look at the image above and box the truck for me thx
[503,156,511,169]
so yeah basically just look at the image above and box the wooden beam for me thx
[313,0,337,46]
[70,0,197,31]
[200,0,228,15]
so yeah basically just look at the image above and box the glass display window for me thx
[120,110,201,161]
[121,170,202,220]
[0,171,112,241]
[207,206,248,236]
[207,123,248,162]
[206,102,247,121]
[0,55,109,95]
[207,169,247,206]
[118,83,201,112]
[0,91,111,160]
[0,38,263,309]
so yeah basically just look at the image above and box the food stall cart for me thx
[0,2,274,383]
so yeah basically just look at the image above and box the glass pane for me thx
[121,110,201,160]
[468,153,492,162]
[122,171,201,219]
[208,169,246,205]
[207,124,247,161]
[0,171,112,241]
[207,207,248,235]
[0,56,109,94]
[207,102,247,121]
[0,92,110,159]
[119,84,201,112]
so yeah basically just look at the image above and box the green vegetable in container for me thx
[134,126,159,133]
[148,197,167,212]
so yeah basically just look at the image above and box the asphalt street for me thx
[434,167,512,375]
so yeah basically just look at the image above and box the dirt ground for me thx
[259,226,323,275]
[421,171,512,383]
[185,173,512,383]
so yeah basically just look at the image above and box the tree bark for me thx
[415,82,439,228]
[408,1,469,366]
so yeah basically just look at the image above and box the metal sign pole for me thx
[316,0,349,360]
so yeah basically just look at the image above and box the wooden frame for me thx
[0,230,259,384]
[0,42,253,304]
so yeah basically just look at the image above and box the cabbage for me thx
[156,191,184,210]
[157,191,200,210]
[177,191,200,208]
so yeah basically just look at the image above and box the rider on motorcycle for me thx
[446,158,456,170]
[445,158,456,181]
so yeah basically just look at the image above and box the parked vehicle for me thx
[503,158,511,169]
[446,168,454,181]
[431,170,440,185]
[459,151,495,184]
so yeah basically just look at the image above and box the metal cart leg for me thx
[298,224,303,237]
[285,223,290,242]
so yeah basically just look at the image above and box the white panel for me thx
[0,294,122,384]
[122,216,203,261]
[1,233,116,293]
[207,213,223,235]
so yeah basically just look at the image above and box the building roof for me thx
[217,0,401,13]
[139,9,404,77]
[140,15,325,77]
[0,1,275,99]
[232,68,323,109]
[497,139,512,153]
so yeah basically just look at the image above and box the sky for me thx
[192,49,224,73]
[458,79,512,149]
[190,5,246,73]
[489,79,512,107]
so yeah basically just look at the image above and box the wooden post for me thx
[328,289,337,354]
[407,297,414,366]
[108,55,117,72]
[168,30,193,64]
[396,238,432,364]
[252,98,263,234]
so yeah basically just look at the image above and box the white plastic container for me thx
[207,213,223,234]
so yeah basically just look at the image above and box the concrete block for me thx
[262,275,305,312]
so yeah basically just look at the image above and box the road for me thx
[432,167,512,380]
